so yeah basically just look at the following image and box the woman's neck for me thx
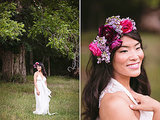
[113,74,131,92]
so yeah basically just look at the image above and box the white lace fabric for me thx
[33,75,56,115]
[99,78,153,120]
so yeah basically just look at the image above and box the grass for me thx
[81,31,160,101]
[0,76,79,120]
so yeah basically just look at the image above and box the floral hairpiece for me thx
[89,15,136,64]
[33,62,39,68]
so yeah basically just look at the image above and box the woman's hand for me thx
[36,90,40,96]
[130,92,160,111]
[130,92,160,120]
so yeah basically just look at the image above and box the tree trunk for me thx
[42,57,45,64]
[13,45,26,82]
[2,44,26,82]
[2,50,13,81]
[30,51,33,75]
[47,56,50,76]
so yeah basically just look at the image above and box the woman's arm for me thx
[130,92,160,120]
[34,72,40,96]
[99,92,138,120]
[45,80,47,87]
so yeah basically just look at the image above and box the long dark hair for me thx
[82,30,151,120]
[38,62,47,78]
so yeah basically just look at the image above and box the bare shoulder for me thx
[99,91,137,120]
[34,71,38,76]
[100,91,127,110]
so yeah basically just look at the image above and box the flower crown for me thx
[89,16,136,64]
[33,62,39,68]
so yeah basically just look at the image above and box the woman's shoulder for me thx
[100,91,127,108]
[34,71,39,76]
[99,91,137,119]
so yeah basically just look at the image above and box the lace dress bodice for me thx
[37,75,46,81]
[99,78,153,120]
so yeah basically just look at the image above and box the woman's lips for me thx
[127,62,140,69]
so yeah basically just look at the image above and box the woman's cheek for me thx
[118,53,128,61]
[139,50,144,60]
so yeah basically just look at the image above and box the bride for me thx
[33,62,53,115]
[82,16,160,120]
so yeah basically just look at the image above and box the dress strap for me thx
[99,78,153,120]
[99,78,138,108]
[111,78,138,105]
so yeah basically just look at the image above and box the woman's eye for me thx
[120,50,128,53]
[136,47,141,50]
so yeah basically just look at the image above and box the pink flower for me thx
[120,19,133,33]
[33,62,39,68]
[110,39,122,50]
[89,42,102,56]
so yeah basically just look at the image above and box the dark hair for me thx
[37,62,47,78]
[82,30,151,120]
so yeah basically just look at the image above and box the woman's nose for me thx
[129,50,139,61]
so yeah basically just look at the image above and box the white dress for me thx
[33,75,54,115]
[99,78,153,120]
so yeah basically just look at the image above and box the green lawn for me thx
[81,31,160,101]
[0,76,79,120]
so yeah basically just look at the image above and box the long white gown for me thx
[98,78,153,120]
[33,75,53,115]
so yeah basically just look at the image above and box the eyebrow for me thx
[121,42,140,48]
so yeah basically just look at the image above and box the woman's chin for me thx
[129,71,141,77]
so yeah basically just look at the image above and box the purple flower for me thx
[89,16,137,64]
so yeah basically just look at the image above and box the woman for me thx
[82,16,160,120]
[33,62,54,115]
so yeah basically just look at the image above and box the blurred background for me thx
[81,0,160,105]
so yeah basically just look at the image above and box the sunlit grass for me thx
[0,76,79,120]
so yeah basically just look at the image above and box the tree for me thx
[0,2,26,81]
[0,0,79,81]
[28,0,79,75]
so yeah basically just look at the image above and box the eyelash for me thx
[120,47,141,53]
[136,47,141,50]
[120,50,128,53]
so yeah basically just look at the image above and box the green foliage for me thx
[0,0,79,77]
[0,2,26,41]
[28,1,79,59]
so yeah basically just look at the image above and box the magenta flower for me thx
[33,62,39,68]
[98,25,107,37]
[89,42,102,56]
[110,39,122,50]
[98,25,117,43]
[89,16,137,64]
[120,19,133,33]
